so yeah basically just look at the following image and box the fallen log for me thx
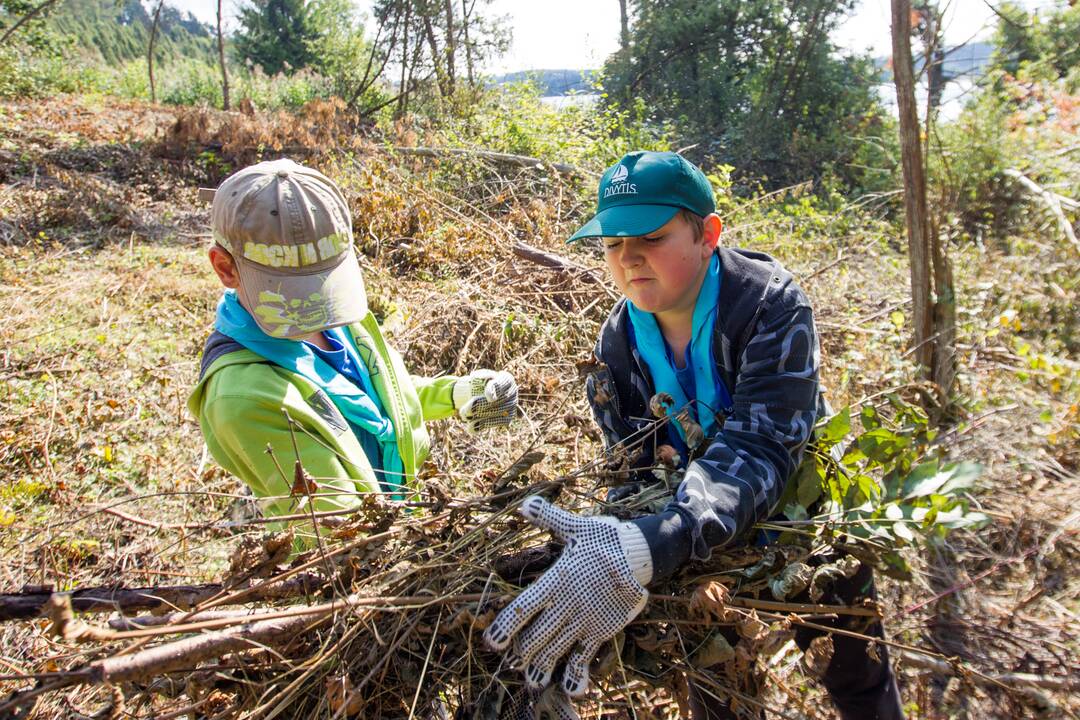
[0,574,325,622]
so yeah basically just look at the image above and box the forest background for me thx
[0,0,1077,718]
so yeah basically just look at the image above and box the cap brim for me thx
[567,204,680,243]
[237,249,368,339]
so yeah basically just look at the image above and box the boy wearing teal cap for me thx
[485,152,903,719]
[188,159,518,544]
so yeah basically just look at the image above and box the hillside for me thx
[48,0,217,65]
[492,68,599,96]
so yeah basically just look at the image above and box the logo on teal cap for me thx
[568,150,716,242]
[604,163,637,198]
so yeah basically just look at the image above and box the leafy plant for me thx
[784,397,989,578]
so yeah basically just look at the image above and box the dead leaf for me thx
[326,675,365,717]
[649,392,675,419]
[689,580,739,622]
[291,460,318,497]
[735,610,769,643]
[802,635,835,678]
[656,444,681,468]
[692,632,736,668]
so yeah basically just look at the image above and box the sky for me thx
[175,0,1059,74]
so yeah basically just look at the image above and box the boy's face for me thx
[602,213,720,318]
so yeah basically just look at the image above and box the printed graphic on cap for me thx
[253,290,331,337]
[242,232,351,269]
[603,164,637,199]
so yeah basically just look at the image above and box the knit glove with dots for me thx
[484,496,653,697]
[499,686,579,720]
[453,370,518,433]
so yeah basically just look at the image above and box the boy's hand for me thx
[453,370,518,433]
[484,496,653,697]
[499,686,579,720]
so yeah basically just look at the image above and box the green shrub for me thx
[160,58,224,107]
[233,66,332,110]
[416,78,674,173]
[0,46,108,98]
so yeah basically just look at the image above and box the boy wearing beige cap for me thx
[188,159,517,539]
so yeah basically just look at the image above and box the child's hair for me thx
[678,208,706,243]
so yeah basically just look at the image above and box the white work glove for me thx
[500,686,580,720]
[453,369,518,433]
[484,496,653,697]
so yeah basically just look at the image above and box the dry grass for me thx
[0,96,1076,719]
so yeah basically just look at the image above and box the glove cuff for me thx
[452,374,478,411]
[616,522,654,587]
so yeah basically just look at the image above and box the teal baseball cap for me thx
[567,151,716,242]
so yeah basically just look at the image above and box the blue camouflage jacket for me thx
[586,246,825,580]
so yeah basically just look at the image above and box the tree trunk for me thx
[443,0,456,96]
[930,210,957,399]
[891,0,934,376]
[421,13,447,98]
[461,0,474,87]
[216,0,230,110]
[920,5,946,117]
[618,0,630,49]
[147,0,164,104]
[398,1,411,116]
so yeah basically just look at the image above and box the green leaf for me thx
[937,462,983,495]
[782,503,808,522]
[900,460,947,499]
[819,407,851,445]
[796,462,824,508]
[860,405,880,431]
[840,444,866,467]
[858,428,909,463]
[936,508,992,529]
[854,473,879,504]
[893,520,915,542]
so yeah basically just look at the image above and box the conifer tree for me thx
[233,0,316,76]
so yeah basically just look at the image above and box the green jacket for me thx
[187,312,458,534]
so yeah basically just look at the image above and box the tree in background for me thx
[306,0,388,111]
[233,0,317,76]
[603,0,881,189]
[372,0,509,112]
[891,0,956,406]
[216,0,229,110]
[147,0,163,102]
[989,0,1079,87]
[0,0,64,49]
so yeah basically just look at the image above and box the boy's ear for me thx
[209,245,241,289]
[703,213,722,252]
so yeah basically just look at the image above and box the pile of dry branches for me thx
[0,419,938,720]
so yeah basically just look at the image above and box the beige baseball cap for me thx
[210,159,367,339]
